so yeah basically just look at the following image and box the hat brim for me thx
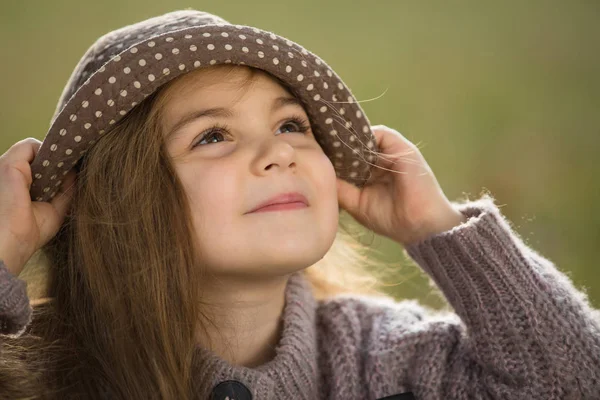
[30,23,378,202]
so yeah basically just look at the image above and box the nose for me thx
[251,136,297,177]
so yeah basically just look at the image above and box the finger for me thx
[370,126,424,171]
[0,164,26,204]
[336,177,362,215]
[49,169,77,217]
[1,138,42,165]
[364,128,406,184]
[370,125,418,158]
[0,138,43,190]
[365,163,394,186]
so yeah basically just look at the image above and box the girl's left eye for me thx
[192,116,311,148]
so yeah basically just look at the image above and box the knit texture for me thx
[0,261,32,337]
[2,194,599,399]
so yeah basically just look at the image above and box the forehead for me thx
[161,65,290,107]
[157,65,305,139]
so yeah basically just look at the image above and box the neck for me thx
[191,271,321,399]
[196,272,291,367]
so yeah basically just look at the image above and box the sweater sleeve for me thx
[381,194,600,399]
[0,260,33,337]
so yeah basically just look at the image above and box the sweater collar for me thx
[192,271,320,399]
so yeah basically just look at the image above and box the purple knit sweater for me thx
[1,194,599,399]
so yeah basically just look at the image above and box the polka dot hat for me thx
[29,9,380,202]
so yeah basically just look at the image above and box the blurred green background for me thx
[1,1,598,308]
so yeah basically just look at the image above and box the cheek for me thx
[313,151,337,200]
[310,151,339,224]
[178,163,239,236]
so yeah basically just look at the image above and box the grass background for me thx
[1,0,598,308]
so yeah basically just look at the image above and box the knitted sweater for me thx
[1,194,599,399]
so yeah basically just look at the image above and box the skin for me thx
[0,66,465,369]
[160,66,339,367]
[159,65,466,367]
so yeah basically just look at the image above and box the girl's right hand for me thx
[0,138,76,277]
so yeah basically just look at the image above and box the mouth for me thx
[249,201,308,213]
[246,191,309,214]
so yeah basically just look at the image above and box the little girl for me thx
[0,9,598,400]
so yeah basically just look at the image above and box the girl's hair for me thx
[0,65,399,399]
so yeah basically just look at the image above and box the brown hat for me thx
[29,9,379,202]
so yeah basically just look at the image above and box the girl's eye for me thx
[195,126,227,146]
[277,118,310,135]
[192,116,311,148]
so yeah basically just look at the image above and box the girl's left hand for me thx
[336,125,467,246]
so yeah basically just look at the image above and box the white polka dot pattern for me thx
[29,9,378,202]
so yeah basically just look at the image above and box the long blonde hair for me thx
[1,65,400,399]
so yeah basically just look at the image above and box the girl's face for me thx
[161,66,339,279]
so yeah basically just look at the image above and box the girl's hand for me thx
[0,138,77,276]
[336,125,466,246]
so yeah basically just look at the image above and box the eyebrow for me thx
[165,96,304,140]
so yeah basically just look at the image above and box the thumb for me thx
[49,169,77,219]
[336,177,362,217]
[33,170,77,248]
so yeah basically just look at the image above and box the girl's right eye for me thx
[192,123,230,148]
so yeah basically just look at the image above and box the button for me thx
[211,380,252,400]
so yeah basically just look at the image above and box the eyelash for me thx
[192,115,311,148]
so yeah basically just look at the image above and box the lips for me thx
[247,192,309,213]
